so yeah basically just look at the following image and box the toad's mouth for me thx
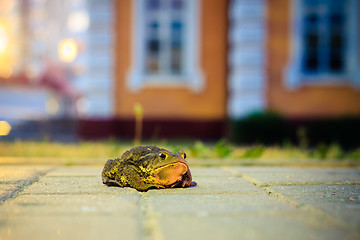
[154,161,188,185]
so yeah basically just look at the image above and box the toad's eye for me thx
[159,153,166,160]
[183,153,187,159]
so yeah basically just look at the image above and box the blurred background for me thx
[0,0,359,149]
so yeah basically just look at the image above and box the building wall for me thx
[114,0,227,121]
[267,0,360,118]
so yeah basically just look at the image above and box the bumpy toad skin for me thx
[102,146,196,191]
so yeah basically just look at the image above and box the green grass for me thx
[0,139,359,162]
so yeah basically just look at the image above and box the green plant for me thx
[315,143,328,159]
[310,143,343,159]
[214,139,233,158]
[282,139,293,150]
[296,126,309,149]
[133,103,143,145]
[189,141,208,158]
[326,143,343,159]
[241,146,265,158]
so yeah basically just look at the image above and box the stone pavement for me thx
[0,165,359,240]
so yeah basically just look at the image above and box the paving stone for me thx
[0,184,19,201]
[272,185,360,203]
[190,167,231,177]
[149,192,298,216]
[158,213,354,240]
[272,184,360,231]
[0,215,139,240]
[21,176,138,195]
[0,166,52,203]
[152,190,358,240]
[227,167,360,185]
[45,166,102,177]
[0,166,51,182]
[0,194,139,217]
[0,166,140,240]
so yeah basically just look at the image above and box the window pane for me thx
[302,10,320,73]
[328,12,345,73]
[329,35,344,72]
[171,21,183,73]
[304,0,319,6]
[146,39,160,73]
[305,14,318,26]
[145,21,160,73]
[147,0,160,10]
[171,0,183,10]
[303,33,319,73]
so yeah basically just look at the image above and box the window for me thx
[286,0,360,88]
[128,0,204,92]
[302,0,346,75]
[144,0,184,74]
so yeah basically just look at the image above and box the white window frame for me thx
[285,0,360,89]
[128,0,204,92]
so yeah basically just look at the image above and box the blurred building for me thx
[266,0,360,118]
[0,0,113,140]
[0,0,359,141]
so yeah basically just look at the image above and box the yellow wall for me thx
[114,0,227,120]
[267,0,360,118]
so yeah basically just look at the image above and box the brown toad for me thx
[102,146,196,191]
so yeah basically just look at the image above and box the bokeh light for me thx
[0,121,11,136]
[0,24,8,54]
[0,22,13,78]
[67,11,89,33]
[58,38,78,63]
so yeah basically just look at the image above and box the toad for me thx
[102,146,196,191]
